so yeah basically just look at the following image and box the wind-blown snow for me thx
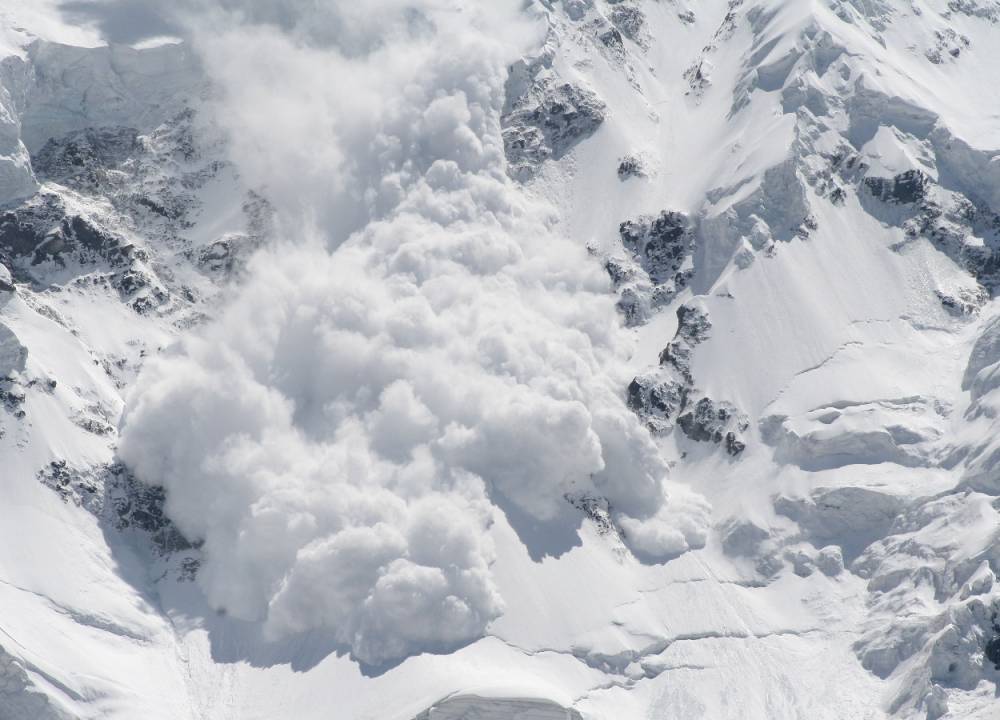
[118,0,707,665]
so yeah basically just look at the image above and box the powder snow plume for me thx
[117,0,709,666]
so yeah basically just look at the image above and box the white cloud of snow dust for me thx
[118,0,711,666]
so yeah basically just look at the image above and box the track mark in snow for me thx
[765,341,866,409]
[791,342,864,379]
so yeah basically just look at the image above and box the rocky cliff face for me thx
[5,1,1000,719]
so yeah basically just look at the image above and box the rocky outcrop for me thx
[33,126,141,184]
[616,153,645,180]
[677,397,749,455]
[627,303,749,454]
[626,373,687,434]
[925,28,970,64]
[627,304,710,433]
[861,166,1000,292]
[0,194,170,313]
[620,211,694,285]
[39,460,197,560]
[607,211,695,326]
[503,81,606,181]
[863,169,931,205]
[659,303,712,383]
[609,4,648,47]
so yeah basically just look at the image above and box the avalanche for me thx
[3,1,1000,719]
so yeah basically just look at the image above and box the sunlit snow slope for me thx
[4,1,1000,719]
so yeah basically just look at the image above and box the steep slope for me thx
[3,1,1000,719]
[0,22,266,720]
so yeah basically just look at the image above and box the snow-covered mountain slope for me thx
[4,1,1000,719]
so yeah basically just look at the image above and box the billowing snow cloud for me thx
[118,0,709,666]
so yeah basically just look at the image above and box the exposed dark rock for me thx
[130,290,168,315]
[613,284,671,327]
[115,268,151,296]
[659,303,711,382]
[39,460,197,558]
[863,169,931,205]
[0,189,174,314]
[33,127,140,185]
[624,304,710,433]
[684,60,711,96]
[677,397,750,453]
[937,287,988,316]
[135,195,182,220]
[725,431,746,456]
[616,154,646,180]
[925,28,970,64]
[986,611,1000,670]
[986,636,1000,669]
[39,460,98,501]
[184,192,271,281]
[27,114,239,301]
[107,464,192,554]
[608,211,695,326]
[605,258,674,326]
[604,255,633,286]
[0,322,27,420]
[0,213,45,256]
[859,166,1000,292]
[626,373,688,433]
[610,5,647,45]
[620,211,693,284]
[67,215,116,254]
[74,415,114,436]
[605,211,694,326]
[907,197,1000,291]
[0,195,137,268]
[599,26,625,52]
[0,380,26,418]
[503,82,606,180]
[947,0,1000,21]
[674,304,714,344]
[625,302,748,453]
[567,494,625,547]
[682,0,743,97]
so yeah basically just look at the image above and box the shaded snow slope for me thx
[4,1,1000,719]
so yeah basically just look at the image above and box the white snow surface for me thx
[2,1,1000,719]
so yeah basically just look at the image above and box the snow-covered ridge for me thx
[4,0,1000,718]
